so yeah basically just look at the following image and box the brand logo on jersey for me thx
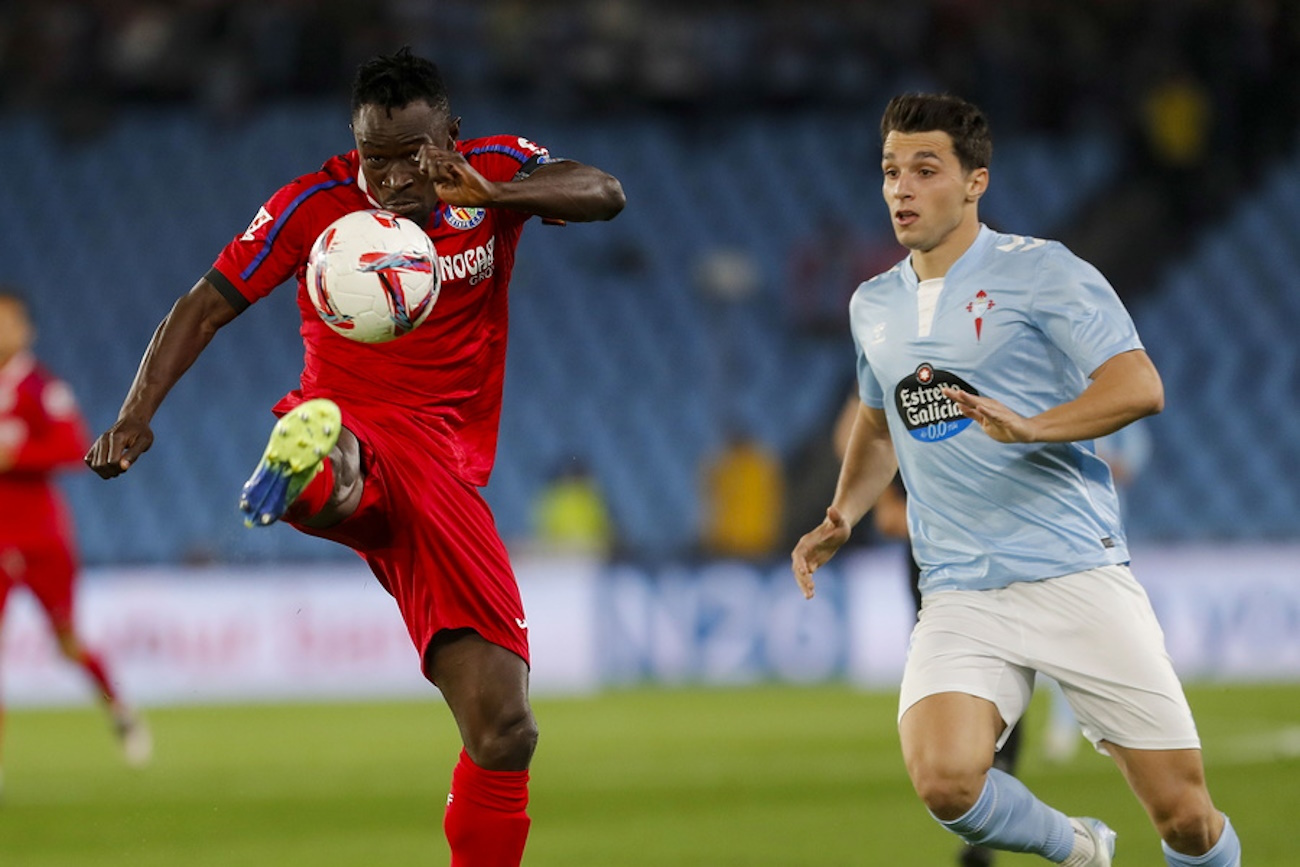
[895,363,977,442]
[443,206,485,230]
[437,236,496,286]
[995,234,1047,253]
[241,207,273,241]
[516,137,548,158]
[966,289,995,341]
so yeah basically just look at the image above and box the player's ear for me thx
[447,116,461,146]
[966,167,989,203]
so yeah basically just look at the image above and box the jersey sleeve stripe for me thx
[239,178,353,282]
[464,144,532,164]
[205,267,251,313]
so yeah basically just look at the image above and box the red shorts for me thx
[0,540,78,628]
[285,402,529,679]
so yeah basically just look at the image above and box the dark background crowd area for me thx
[2,1,1299,563]
[3,1,1298,144]
[5,0,1299,293]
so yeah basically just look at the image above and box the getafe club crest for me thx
[443,205,486,230]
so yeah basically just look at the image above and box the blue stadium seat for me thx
[7,102,1277,565]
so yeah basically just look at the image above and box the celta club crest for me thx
[966,290,994,340]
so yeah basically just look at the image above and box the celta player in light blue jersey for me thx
[792,93,1241,867]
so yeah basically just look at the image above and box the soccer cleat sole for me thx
[239,399,342,528]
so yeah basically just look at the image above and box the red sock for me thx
[79,649,118,704]
[444,749,531,867]
[284,459,336,523]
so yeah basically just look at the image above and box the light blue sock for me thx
[936,768,1075,861]
[1162,814,1241,867]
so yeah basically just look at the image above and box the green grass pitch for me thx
[2,683,1296,865]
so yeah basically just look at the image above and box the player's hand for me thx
[791,506,852,600]
[941,386,1036,443]
[418,146,497,208]
[85,418,154,479]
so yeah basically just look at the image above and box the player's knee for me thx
[468,709,538,771]
[326,433,364,511]
[329,444,360,500]
[910,764,984,820]
[1153,801,1219,856]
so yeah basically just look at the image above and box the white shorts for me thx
[898,564,1200,753]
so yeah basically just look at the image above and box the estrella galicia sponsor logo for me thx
[895,363,977,442]
[443,205,486,230]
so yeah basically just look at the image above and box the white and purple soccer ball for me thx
[306,209,440,344]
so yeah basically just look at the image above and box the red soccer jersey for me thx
[0,351,90,549]
[209,135,553,487]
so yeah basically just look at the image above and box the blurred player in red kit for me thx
[86,48,624,864]
[0,289,151,794]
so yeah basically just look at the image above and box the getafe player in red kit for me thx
[1,288,151,793]
[86,48,624,864]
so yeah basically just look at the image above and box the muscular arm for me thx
[942,348,1164,444]
[421,150,626,223]
[792,402,898,599]
[492,160,626,222]
[85,278,240,478]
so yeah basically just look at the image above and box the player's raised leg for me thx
[902,693,1115,866]
[239,399,362,528]
[1104,742,1241,866]
[427,629,536,867]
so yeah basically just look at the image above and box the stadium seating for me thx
[1,103,1292,564]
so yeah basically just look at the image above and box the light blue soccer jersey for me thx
[850,225,1143,594]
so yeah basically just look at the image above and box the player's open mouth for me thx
[895,210,918,226]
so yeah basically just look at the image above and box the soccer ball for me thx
[305,209,440,343]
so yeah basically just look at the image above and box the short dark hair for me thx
[880,93,992,174]
[351,46,450,118]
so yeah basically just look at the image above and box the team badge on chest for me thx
[443,206,486,230]
[965,289,995,341]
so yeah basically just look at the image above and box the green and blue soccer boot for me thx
[239,398,342,527]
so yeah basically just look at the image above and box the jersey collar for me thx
[902,223,995,288]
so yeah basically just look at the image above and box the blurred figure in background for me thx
[700,427,784,561]
[529,457,615,559]
[0,288,151,794]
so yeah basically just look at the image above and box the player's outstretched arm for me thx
[86,279,240,479]
[941,348,1163,444]
[792,403,898,599]
[419,148,625,223]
